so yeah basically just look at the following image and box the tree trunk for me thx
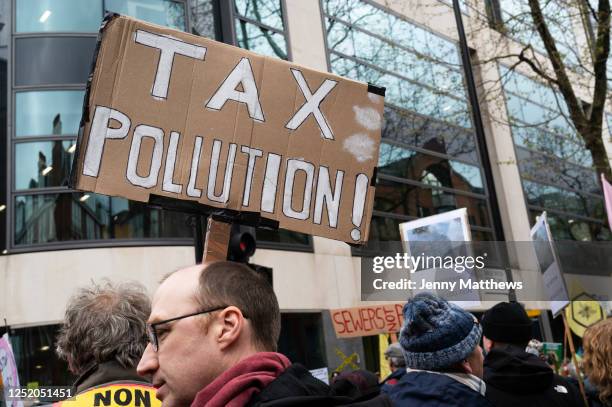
[583,128,612,184]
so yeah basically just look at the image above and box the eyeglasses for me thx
[146,306,228,351]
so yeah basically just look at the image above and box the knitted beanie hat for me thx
[399,293,482,370]
[481,302,532,345]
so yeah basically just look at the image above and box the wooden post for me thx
[202,218,231,263]
[562,312,589,407]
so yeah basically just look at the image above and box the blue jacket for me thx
[380,368,406,394]
[388,370,493,407]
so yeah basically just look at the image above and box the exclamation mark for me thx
[351,173,369,241]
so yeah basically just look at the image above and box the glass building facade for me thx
[5,0,309,252]
[323,0,499,243]
[501,66,611,241]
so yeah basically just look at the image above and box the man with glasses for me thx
[137,261,336,407]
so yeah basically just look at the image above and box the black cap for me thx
[481,302,533,345]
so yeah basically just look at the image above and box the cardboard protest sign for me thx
[71,14,385,244]
[330,303,404,338]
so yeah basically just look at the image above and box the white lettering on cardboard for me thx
[261,153,281,213]
[83,106,131,177]
[162,131,183,193]
[206,58,265,121]
[187,136,204,198]
[207,139,237,203]
[314,167,344,228]
[283,159,315,220]
[135,30,206,99]
[240,146,263,206]
[285,69,338,140]
[126,125,164,188]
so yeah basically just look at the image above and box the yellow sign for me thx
[565,294,605,337]
[378,334,391,379]
[54,383,160,407]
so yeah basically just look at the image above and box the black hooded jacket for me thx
[247,364,392,407]
[484,344,584,407]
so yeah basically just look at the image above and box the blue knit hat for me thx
[399,293,482,370]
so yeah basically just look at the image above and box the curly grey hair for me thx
[56,280,151,375]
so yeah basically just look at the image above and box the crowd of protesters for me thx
[51,261,612,407]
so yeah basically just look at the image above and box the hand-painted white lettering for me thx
[83,106,131,177]
[261,153,281,213]
[283,159,315,220]
[207,140,237,203]
[206,58,264,121]
[240,146,263,206]
[351,173,369,241]
[126,125,164,188]
[285,69,337,140]
[187,136,204,198]
[162,131,183,193]
[314,167,344,227]
[135,30,206,99]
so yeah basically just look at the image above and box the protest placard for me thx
[399,208,482,307]
[530,212,570,316]
[71,14,385,244]
[330,303,404,338]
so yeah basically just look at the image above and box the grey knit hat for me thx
[399,293,482,370]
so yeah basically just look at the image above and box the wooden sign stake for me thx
[562,312,588,407]
[202,218,231,263]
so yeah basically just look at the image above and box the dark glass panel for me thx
[523,180,603,219]
[382,106,478,163]
[516,148,599,194]
[513,127,593,168]
[15,141,75,190]
[529,210,612,242]
[373,179,491,228]
[190,0,217,38]
[10,325,75,391]
[234,0,284,31]
[235,19,287,59]
[15,37,96,86]
[257,228,310,246]
[14,193,193,245]
[278,313,326,370]
[378,143,484,194]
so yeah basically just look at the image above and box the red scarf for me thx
[191,352,291,407]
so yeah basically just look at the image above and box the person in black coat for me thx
[481,302,584,407]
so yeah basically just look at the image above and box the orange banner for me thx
[330,303,405,338]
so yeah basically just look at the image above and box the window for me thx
[324,0,498,243]
[501,66,611,241]
[15,141,75,190]
[16,0,188,33]
[491,0,581,69]
[8,0,214,250]
[14,37,97,86]
[14,193,193,246]
[105,0,187,30]
[10,325,75,391]
[16,0,103,33]
[232,0,289,60]
[15,91,84,137]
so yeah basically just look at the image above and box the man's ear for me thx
[458,359,473,375]
[216,306,246,350]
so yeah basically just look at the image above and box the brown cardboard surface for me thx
[330,304,405,338]
[72,15,384,244]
